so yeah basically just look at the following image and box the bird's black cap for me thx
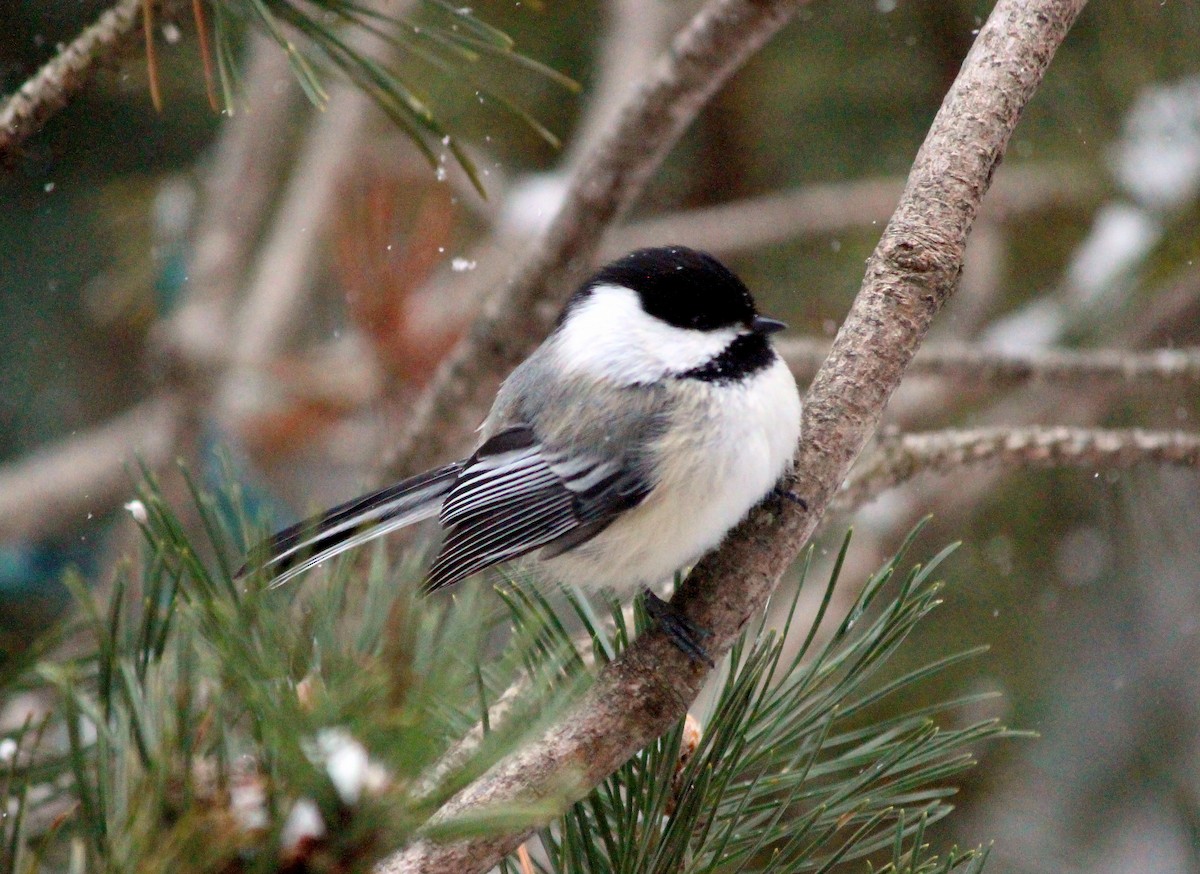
[570,246,760,332]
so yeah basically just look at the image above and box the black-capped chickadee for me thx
[243,246,802,661]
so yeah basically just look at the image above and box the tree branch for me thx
[377,1,1088,872]
[0,0,146,161]
[380,0,818,479]
[835,426,1200,516]
[604,161,1102,258]
[778,337,1200,389]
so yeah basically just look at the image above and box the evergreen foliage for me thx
[516,531,1003,874]
[206,0,578,194]
[0,475,1004,873]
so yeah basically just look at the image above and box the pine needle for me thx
[142,0,163,112]
[193,0,220,111]
[1,474,1006,874]
[206,0,576,195]
[527,527,1008,874]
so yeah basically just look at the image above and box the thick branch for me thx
[380,0,816,479]
[779,338,1200,389]
[835,426,1200,515]
[378,2,1088,873]
[0,0,145,160]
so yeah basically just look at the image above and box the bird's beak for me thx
[751,315,788,335]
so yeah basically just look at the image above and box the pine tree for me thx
[1,473,1005,873]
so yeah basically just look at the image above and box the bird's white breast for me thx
[543,355,801,594]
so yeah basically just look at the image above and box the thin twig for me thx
[380,0,820,479]
[837,258,1200,576]
[835,426,1200,515]
[779,338,1200,389]
[377,2,1088,873]
[0,0,146,160]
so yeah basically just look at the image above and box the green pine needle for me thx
[0,475,1006,874]
[208,0,577,197]
[526,527,1007,874]
[0,474,589,872]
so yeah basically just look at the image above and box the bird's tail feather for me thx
[239,462,464,588]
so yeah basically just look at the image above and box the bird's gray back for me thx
[482,344,675,474]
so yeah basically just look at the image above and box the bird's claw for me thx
[642,587,714,667]
[772,485,808,510]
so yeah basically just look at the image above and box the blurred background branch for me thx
[0,395,179,542]
[780,339,1200,388]
[607,161,1105,258]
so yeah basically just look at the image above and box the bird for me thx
[241,246,802,662]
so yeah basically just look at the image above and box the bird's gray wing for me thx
[242,462,465,588]
[425,425,652,592]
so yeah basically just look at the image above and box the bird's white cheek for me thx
[555,284,739,384]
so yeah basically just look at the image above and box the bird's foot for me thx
[642,588,714,667]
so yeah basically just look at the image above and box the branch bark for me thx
[835,426,1200,515]
[1,0,146,161]
[380,0,818,479]
[377,1,1088,872]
